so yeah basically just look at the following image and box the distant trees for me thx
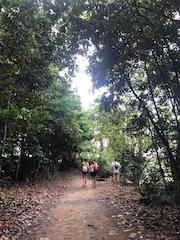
[80,102,148,183]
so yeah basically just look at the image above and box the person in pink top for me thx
[89,161,99,188]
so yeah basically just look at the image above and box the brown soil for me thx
[35,174,128,240]
[1,172,179,240]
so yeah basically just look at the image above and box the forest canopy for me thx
[0,0,180,201]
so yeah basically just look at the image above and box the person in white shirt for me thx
[112,160,121,186]
[81,161,89,187]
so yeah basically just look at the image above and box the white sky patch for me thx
[72,55,104,110]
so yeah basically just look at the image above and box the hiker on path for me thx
[112,160,121,186]
[89,161,99,188]
[81,160,89,187]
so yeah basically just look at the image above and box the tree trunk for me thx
[0,122,7,177]
[126,78,180,185]
[15,153,21,180]
[35,159,41,178]
[0,91,12,177]
[148,123,167,186]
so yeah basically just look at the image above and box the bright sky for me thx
[72,55,103,110]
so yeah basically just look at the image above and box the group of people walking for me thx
[81,160,99,188]
[80,159,121,188]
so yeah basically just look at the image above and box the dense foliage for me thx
[65,0,180,199]
[79,103,146,181]
[0,0,180,202]
[0,0,88,181]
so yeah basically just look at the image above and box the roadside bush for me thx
[138,171,165,204]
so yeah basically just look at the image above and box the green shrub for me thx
[138,171,165,204]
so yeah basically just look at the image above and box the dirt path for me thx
[36,174,128,240]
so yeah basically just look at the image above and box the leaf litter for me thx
[1,176,180,240]
[105,186,180,240]
[0,174,68,240]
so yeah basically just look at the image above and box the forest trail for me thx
[36,174,128,240]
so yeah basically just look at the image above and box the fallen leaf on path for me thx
[123,229,131,232]
[87,224,97,229]
[129,232,137,238]
[108,230,117,236]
